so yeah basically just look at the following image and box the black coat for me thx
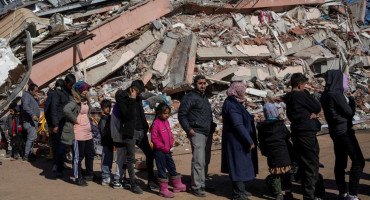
[178,89,213,136]
[98,115,113,147]
[257,120,292,168]
[283,90,322,134]
[50,85,72,127]
[321,70,355,136]
[115,89,149,139]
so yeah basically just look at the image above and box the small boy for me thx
[99,100,114,186]
[4,103,23,159]
[282,73,322,200]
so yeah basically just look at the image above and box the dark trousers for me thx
[73,139,95,179]
[123,130,155,183]
[154,150,177,179]
[292,133,320,200]
[56,125,65,173]
[232,181,248,200]
[332,132,365,196]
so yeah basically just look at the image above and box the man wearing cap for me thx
[115,80,159,194]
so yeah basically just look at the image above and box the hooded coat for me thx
[320,70,355,136]
[221,96,258,182]
[257,120,292,168]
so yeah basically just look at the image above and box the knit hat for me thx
[131,80,145,92]
[226,82,247,102]
[263,103,279,119]
[74,81,90,94]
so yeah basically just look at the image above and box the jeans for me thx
[23,121,38,157]
[101,145,114,180]
[292,132,320,200]
[154,150,177,179]
[332,132,365,196]
[73,139,95,179]
[190,132,213,190]
[114,146,127,181]
[123,130,155,183]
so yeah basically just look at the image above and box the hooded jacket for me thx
[151,118,174,154]
[257,119,292,168]
[320,70,355,136]
[115,89,149,141]
[282,90,321,134]
[61,88,91,145]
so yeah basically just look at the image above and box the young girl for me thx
[257,103,293,200]
[63,81,94,186]
[151,103,186,198]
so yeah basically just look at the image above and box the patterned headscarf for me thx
[74,81,90,95]
[343,73,348,93]
[227,82,247,102]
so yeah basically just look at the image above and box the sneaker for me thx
[52,164,57,172]
[102,178,111,186]
[276,194,284,200]
[112,180,123,189]
[284,192,294,200]
[84,174,94,182]
[131,182,143,194]
[338,193,348,200]
[192,188,206,197]
[6,151,11,158]
[346,195,360,200]
[75,178,88,186]
[13,153,19,160]
[121,178,131,189]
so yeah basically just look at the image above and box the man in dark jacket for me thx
[21,83,40,162]
[321,70,365,200]
[178,75,215,197]
[282,73,322,200]
[116,80,158,194]
[50,74,76,177]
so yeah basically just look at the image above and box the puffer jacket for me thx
[61,88,91,145]
[151,118,174,154]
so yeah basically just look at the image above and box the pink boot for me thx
[171,174,187,193]
[159,178,174,198]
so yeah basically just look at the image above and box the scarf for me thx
[74,81,90,102]
[227,82,247,103]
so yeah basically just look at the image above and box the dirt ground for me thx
[0,131,369,200]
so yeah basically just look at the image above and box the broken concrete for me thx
[294,45,336,66]
[197,45,270,61]
[152,36,178,76]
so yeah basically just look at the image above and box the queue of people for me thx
[0,70,365,200]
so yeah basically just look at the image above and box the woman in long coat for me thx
[221,82,258,200]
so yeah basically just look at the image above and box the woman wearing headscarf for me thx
[221,82,258,200]
[321,70,365,200]
[63,81,94,186]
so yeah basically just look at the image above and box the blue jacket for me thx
[221,96,258,182]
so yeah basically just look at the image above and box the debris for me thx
[246,88,268,98]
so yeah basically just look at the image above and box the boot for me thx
[159,178,174,198]
[171,174,187,193]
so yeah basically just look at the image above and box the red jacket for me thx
[151,118,174,154]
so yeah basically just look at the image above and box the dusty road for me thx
[0,131,369,200]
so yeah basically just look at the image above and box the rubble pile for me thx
[1,0,370,146]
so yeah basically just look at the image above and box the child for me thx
[282,73,322,200]
[98,99,113,186]
[151,103,186,198]
[257,103,293,200]
[4,103,23,160]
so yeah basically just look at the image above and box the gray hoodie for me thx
[21,91,40,125]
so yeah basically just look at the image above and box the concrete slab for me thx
[197,46,270,60]
[152,36,178,76]
[293,45,336,66]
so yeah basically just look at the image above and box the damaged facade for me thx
[1,0,370,146]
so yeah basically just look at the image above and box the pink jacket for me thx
[151,118,174,154]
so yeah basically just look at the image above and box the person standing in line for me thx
[63,81,94,186]
[321,70,365,200]
[282,73,322,200]
[221,82,257,200]
[151,103,187,198]
[257,103,294,200]
[50,74,76,177]
[4,102,23,160]
[21,83,40,162]
[178,75,216,197]
[115,80,159,194]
